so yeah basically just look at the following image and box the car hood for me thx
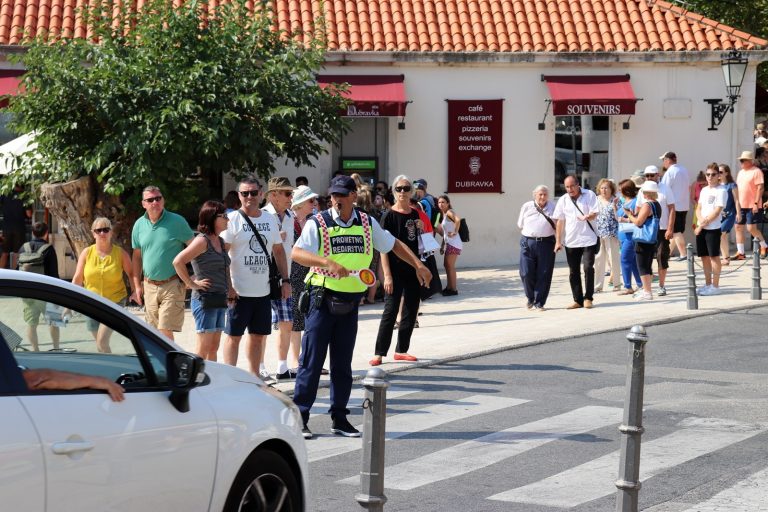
[203,361,264,386]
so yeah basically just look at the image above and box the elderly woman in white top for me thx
[517,185,557,311]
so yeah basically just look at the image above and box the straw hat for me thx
[738,150,755,162]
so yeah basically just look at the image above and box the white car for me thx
[0,269,307,511]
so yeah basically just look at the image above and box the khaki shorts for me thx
[23,298,47,326]
[144,278,186,332]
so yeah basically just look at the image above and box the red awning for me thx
[0,72,24,108]
[317,74,408,117]
[543,75,637,116]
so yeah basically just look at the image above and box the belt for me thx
[144,275,179,286]
[524,235,555,242]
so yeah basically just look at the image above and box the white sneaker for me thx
[258,369,273,381]
[657,286,667,296]
[635,291,653,301]
[697,285,713,296]
[706,286,722,295]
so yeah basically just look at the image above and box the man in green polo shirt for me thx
[131,185,194,340]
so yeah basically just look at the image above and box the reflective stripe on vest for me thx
[307,210,373,293]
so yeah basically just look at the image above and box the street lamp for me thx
[704,49,749,131]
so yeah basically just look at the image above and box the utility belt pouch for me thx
[323,293,357,316]
[298,282,312,315]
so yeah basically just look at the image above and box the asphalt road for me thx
[304,306,768,512]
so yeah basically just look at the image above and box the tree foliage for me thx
[2,0,348,209]
[676,0,768,87]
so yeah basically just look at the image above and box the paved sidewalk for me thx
[169,256,765,394]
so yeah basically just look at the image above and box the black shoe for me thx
[331,416,361,437]
[275,369,297,381]
[302,424,313,440]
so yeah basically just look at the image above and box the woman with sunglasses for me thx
[718,163,740,264]
[72,217,138,352]
[172,201,231,361]
[370,175,423,366]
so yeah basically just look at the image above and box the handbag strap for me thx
[238,209,276,272]
[570,195,597,235]
[534,203,556,230]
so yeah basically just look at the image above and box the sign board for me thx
[447,99,503,193]
[342,159,377,170]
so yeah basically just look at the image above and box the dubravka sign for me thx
[447,99,503,193]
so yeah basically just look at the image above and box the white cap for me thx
[291,185,319,209]
[643,165,659,175]
[640,181,659,194]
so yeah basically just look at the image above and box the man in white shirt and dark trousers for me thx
[262,176,298,381]
[660,151,690,260]
[695,169,728,295]
[517,185,557,311]
[554,175,600,309]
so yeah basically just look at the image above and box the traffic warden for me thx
[292,175,432,439]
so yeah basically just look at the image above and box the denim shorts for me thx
[191,296,227,334]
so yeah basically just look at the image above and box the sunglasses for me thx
[93,227,111,234]
[217,213,229,219]
[239,190,260,197]
[394,186,412,193]
[705,173,719,177]
[143,196,163,203]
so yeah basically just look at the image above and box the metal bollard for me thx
[356,368,389,511]
[752,238,762,300]
[686,243,697,310]
[615,325,649,512]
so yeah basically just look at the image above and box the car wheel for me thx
[224,449,302,512]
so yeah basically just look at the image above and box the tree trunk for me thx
[40,176,135,256]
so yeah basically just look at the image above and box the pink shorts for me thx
[445,245,462,256]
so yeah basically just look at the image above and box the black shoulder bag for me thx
[533,203,556,231]
[238,210,282,300]
[569,195,601,255]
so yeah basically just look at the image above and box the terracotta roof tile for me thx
[0,0,763,52]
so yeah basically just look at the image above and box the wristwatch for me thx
[280,278,290,284]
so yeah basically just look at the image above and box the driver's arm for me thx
[23,368,125,402]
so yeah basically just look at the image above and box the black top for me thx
[380,208,420,271]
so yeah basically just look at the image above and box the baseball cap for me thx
[659,151,676,160]
[328,175,356,196]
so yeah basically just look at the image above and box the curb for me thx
[277,301,767,397]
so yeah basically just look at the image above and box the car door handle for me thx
[51,441,95,455]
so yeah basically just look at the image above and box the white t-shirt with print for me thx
[222,210,281,297]
[698,185,728,230]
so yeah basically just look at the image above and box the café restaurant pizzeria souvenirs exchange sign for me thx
[447,99,503,193]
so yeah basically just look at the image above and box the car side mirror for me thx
[167,351,205,413]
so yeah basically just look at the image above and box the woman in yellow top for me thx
[73,217,137,352]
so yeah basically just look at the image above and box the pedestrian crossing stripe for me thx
[306,394,528,463]
[488,417,766,507]
[337,405,622,489]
